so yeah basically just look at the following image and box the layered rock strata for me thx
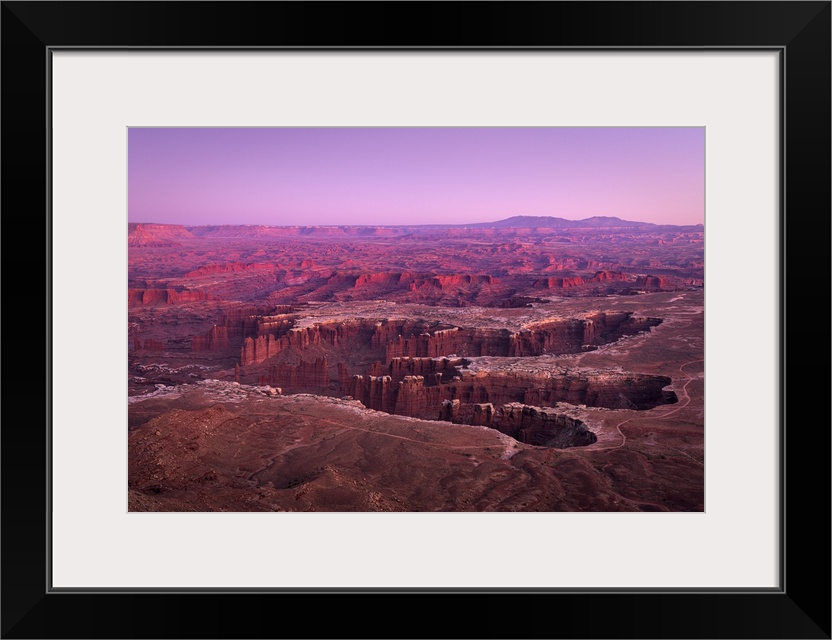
[236,313,662,365]
[346,368,675,419]
[128,288,216,306]
[493,403,597,448]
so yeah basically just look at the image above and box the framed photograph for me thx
[3,2,829,638]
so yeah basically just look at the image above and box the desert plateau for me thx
[128,217,704,511]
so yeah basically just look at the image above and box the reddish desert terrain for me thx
[128,217,704,511]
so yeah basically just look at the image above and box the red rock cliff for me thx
[129,288,216,307]
[635,275,675,291]
[493,403,597,448]
[263,357,330,389]
[128,223,193,247]
[534,276,586,289]
[191,325,231,351]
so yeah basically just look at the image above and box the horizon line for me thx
[129,216,705,228]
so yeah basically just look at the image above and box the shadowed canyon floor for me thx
[128,220,704,511]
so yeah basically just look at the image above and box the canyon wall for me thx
[128,288,216,307]
[635,275,675,291]
[346,369,675,419]
[191,306,295,354]
[185,261,278,277]
[239,312,661,364]
[260,358,330,390]
[534,276,586,289]
[191,325,231,351]
[128,223,193,247]
[494,403,597,448]
[132,338,166,351]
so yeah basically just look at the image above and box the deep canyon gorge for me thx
[128,218,704,512]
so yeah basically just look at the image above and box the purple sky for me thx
[128,128,704,226]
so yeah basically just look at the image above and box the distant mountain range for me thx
[131,216,702,233]
[471,216,664,229]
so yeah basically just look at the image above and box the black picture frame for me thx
[2,2,829,638]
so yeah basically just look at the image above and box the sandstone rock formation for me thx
[346,367,675,420]
[128,220,705,512]
[128,288,216,306]
[128,223,194,247]
[493,403,597,448]
[191,325,231,351]
[636,275,675,291]
[534,276,586,289]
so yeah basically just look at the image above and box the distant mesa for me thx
[128,287,217,307]
[127,210,704,513]
[128,216,701,239]
[478,216,705,230]
[128,223,194,247]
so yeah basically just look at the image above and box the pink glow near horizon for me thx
[128,128,704,226]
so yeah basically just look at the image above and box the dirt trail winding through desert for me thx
[587,358,704,452]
